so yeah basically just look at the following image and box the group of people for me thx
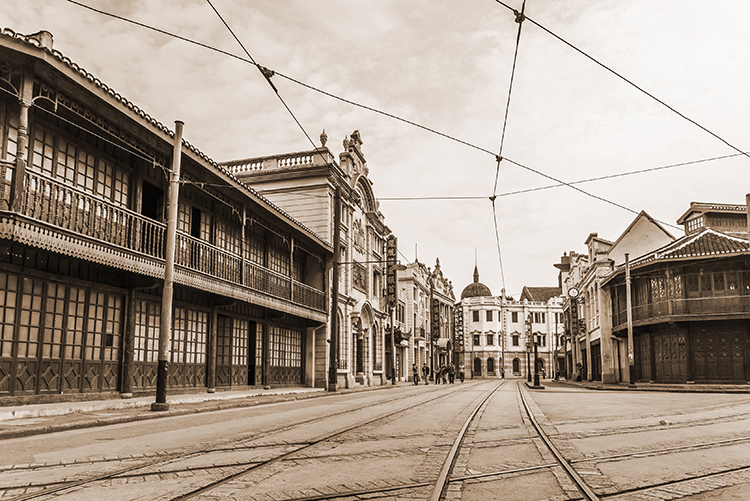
[412,362,465,385]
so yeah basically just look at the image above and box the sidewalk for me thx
[549,378,750,393]
[0,382,409,440]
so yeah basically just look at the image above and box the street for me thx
[1,381,750,500]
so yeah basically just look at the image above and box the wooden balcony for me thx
[3,167,325,314]
[612,295,750,332]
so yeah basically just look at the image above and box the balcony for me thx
[2,166,325,313]
[611,268,750,332]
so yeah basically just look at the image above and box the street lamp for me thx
[533,333,540,387]
[525,314,532,383]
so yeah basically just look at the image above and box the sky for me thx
[3,0,749,299]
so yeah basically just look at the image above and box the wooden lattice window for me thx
[64,285,86,360]
[134,300,160,363]
[0,272,18,358]
[232,319,249,366]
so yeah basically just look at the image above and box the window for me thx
[512,334,519,346]
[486,310,493,322]
[486,334,494,345]
[472,310,480,322]
[512,311,518,323]
[533,312,546,323]
[473,334,480,346]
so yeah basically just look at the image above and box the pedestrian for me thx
[422,363,430,384]
[448,363,455,383]
[412,363,419,385]
[434,366,441,384]
[459,363,465,383]
[441,364,447,384]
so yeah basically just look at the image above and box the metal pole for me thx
[625,253,636,386]
[328,186,341,391]
[152,120,183,412]
[390,302,397,383]
[533,337,540,386]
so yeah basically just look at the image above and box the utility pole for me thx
[152,120,183,412]
[328,185,341,392]
[625,253,636,387]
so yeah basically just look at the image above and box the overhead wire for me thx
[60,0,737,234]
[490,0,526,293]
[492,0,750,161]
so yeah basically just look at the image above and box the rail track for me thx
[4,380,750,500]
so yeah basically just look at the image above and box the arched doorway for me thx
[513,358,520,374]
[473,357,482,377]
[536,358,545,378]
[487,357,495,375]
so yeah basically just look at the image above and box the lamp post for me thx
[525,314,532,383]
[533,334,540,387]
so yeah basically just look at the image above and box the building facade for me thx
[223,130,392,389]
[458,268,562,379]
[557,211,675,383]
[602,202,750,384]
[0,30,331,403]
[392,258,454,381]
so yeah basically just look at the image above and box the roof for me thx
[0,28,332,252]
[602,227,750,284]
[520,286,562,303]
[676,202,747,225]
[461,266,492,299]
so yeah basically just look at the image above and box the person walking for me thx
[440,364,447,384]
[422,363,430,385]
[412,363,420,385]
[448,363,455,384]
[459,363,465,383]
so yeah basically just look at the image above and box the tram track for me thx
[5,380,750,501]
[2,382,479,501]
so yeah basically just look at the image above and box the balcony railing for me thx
[20,169,166,258]
[8,169,325,312]
[613,295,750,330]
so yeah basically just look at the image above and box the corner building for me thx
[223,131,392,388]
[0,30,331,402]
[457,267,563,379]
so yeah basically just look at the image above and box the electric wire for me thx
[204,0,321,158]
[490,0,526,292]
[58,0,730,233]
[492,0,750,161]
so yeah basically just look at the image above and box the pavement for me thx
[1,378,749,440]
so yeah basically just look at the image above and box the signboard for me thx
[454,307,464,349]
[570,298,579,338]
[431,298,440,338]
[386,235,397,309]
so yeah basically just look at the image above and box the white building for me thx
[458,268,563,379]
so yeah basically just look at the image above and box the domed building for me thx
[461,266,492,300]
[456,267,563,380]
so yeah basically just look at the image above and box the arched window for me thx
[473,357,482,376]
[487,357,495,374]
[512,358,520,374]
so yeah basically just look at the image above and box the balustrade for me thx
[10,169,325,312]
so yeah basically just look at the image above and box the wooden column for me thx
[207,304,218,393]
[120,288,137,397]
[10,68,32,212]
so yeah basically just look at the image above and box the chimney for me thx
[28,31,54,50]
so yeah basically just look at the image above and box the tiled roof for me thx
[603,228,750,284]
[520,287,562,303]
[0,28,331,250]
[659,229,749,259]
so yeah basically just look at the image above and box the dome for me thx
[460,266,492,299]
